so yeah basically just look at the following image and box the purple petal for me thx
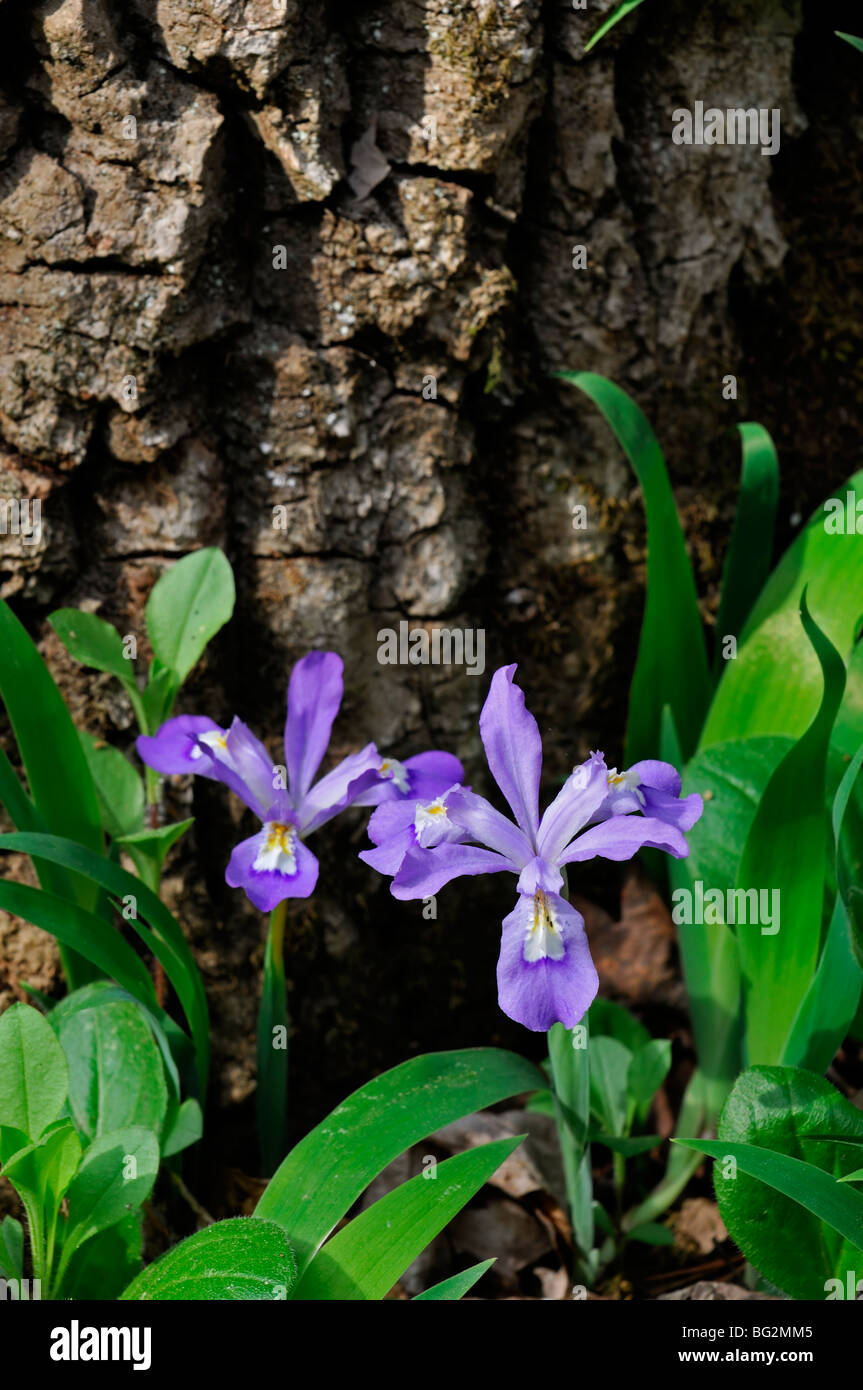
[137,716,223,778]
[285,651,344,803]
[351,748,465,808]
[359,825,416,876]
[479,665,542,842]
[497,891,598,1032]
[391,843,515,900]
[445,787,532,867]
[401,751,465,800]
[516,855,564,896]
[560,814,689,865]
[299,743,381,834]
[226,821,318,911]
[629,759,682,796]
[365,799,418,846]
[536,751,610,864]
[197,718,288,821]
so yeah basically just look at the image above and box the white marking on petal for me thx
[523,891,566,963]
[253,822,298,876]
[379,757,410,793]
[606,767,645,804]
[414,794,452,847]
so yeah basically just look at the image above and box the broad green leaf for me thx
[693,1066,863,1298]
[293,1138,522,1300]
[558,373,710,761]
[121,1218,296,1301]
[837,31,863,54]
[3,1120,82,1223]
[49,980,184,1104]
[628,1039,671,1125]
[53,1000,168,1144]
[584,0,646,53]
[414,1259,494,1301]
[714,424,779,672]
[588,1035,631,1136]
[0,1217,23,1281]
[701,469,863,751]
[48,609,131,683]
[62,1214,143,1301]
[64,1126,159,1259]
[161,1099,203,1158]
[588,998,650,1053]
[669,738,789,1100]
[0,833,208,1093]
[0,879,157,1011]
[255,1048,545,1276]
[737,596,845,1064]
[0,598,105,986]
[0,1002,68,1141]
[80,736,145,840]
[145,548,235,683]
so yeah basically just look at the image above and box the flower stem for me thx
[257,899,289,1176]
[548,1019,596,1285]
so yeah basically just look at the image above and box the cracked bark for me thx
[0,0,861,1145]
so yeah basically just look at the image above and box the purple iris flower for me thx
[137,650,463,913]
[369,665,701,1032]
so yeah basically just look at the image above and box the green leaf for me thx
[161,1099,203,1158]
[0,879,157,1011]
[0,833,208,1094]
[145,549,235,684]
[736,595,845,1063]
[0,1217,23,1281]
[588,998,650,1053]
[121,1218,296,1301]
[3,1120,82,1223]
[254,1047,545,1277]
[837,31,863,54]
[839,1168,863,1183]
[714,424,779,673]
[701,469,863,752]
[557,372,710,760]
[293,1138,523,1300]
[64,1126,159,1260]
[80,736,145,840]
[687,1066,863,1298]
[590,1132,661,1157]
[0,598,105,987]
[414,1259,495,1301]
[784,740,863,1071]
[628,1222,674,1246]
[0,1002,68,1141]
[115,820,194,882]
[584,0,646,54]
[53,1000,168,1145]
[548,1021,594,1267]
[61,1214,143,1301]
[628,1039,671,1125]
[48,609,132,683]
[140,665,178,735]
[588,1035,631,1136]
